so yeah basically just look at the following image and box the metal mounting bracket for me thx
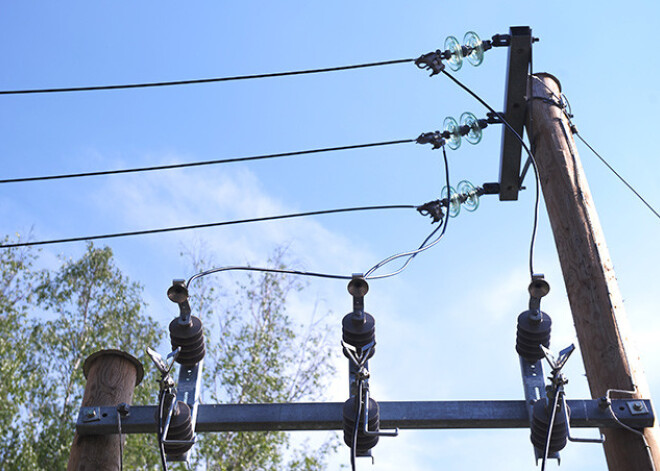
[498,26,533,201]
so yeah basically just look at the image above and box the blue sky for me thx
[2,2,659,470]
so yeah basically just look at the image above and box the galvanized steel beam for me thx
[76,399,654,435]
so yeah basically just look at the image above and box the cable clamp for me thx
[416,200,445,224]
[484,112,503,124]
[490,33,511,47]
[416,131,445,149]
[414,51,447,76]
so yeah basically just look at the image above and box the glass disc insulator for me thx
[443,116,461,150]
[459,111,483,145]
[441,185,461,218]
[463,31,484,67]
[444,35,463,71]
[457,180,479,212]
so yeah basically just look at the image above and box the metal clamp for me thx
[414,51,447,76]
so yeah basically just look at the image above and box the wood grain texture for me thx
[528,73,659,470]
[67,350,143,471]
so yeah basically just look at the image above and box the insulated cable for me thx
[187,265,352,291]
[185,147,449,289]
[603,388,657,471]
[441,70,541,279]
[0,139,415,185]
[157,389,170,471]
[364,145,451,280]
[0,205,415,248]
[0,58,415,95]
[117,409,124,471]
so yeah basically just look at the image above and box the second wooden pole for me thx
[67,349,144,471]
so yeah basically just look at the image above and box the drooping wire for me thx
[364,144,451,280]
[184,146,454,284]
[187,265,352,291]
[0,139,414,185]
[0,58,415,95]
[441,70,540,279]
[0,204,416,248]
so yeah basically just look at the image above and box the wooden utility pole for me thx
[67,349,144,471]
[528,72,659,470]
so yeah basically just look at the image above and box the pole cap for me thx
[83,349,144,386]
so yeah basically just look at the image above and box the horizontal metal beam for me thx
[76,399,654,435]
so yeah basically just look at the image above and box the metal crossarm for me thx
[498,26,533,201]
[76,399,654,435]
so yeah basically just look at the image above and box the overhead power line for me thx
[0,139,414,185]
[0,58,414,96]
[0,205,416,248]
[440,69,541,280]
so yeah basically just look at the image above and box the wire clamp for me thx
[490,33,511,47]
[416,200,445,224]
[414,51,447,76]
[416,131,445,149]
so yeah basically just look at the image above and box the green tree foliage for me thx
[0,240,338,470]
[0,238,42,468]
[0,241,161,470]
[186,248,339,470]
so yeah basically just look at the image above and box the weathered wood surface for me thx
[529,72,659,470]
[67,350,143,471]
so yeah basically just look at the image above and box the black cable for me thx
[0,139,415,185]
[187,266,351,291]
[441,70,541,279]
[0,204,416,248]
[117,410,124,471]
[350,380,364,471]
[574,133,660,221]
[0,58,415,96]
[364,144,451,279]
[157,390,169,471]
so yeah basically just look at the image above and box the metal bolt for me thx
[117,403,130,416]
[632,401,644,411]
[598,396,611,409]
[86,409,97,418]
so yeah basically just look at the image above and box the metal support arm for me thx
[77,399,654,435]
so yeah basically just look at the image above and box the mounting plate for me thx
[498,26,533,201]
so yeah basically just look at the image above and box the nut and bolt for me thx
[117,403,130,416]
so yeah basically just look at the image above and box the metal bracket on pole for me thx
[168,361,203,462]
[498,26,533,201]
[519,358,560,462]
